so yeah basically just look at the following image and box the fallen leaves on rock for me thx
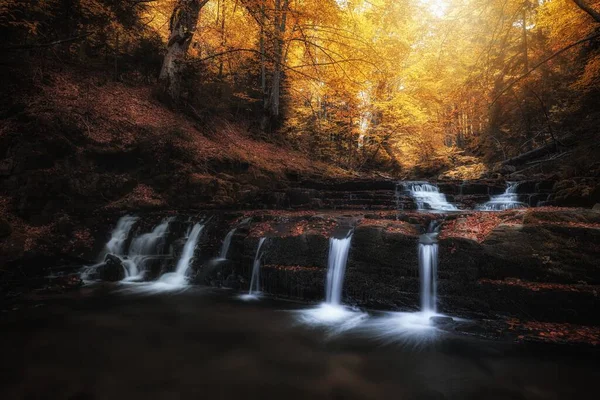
[507,318,600,346]
[479,278,598,294]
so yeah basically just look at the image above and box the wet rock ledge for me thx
[63,207,600,330]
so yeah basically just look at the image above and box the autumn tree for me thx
[160,0,209,101]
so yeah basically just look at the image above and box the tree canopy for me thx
[3,0,599,177]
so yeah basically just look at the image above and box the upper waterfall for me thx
[477,182,528,211]
[399,182,457,211]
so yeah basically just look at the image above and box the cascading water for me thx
[103,215,138,258]
[239,238,266,300]
[248,237,266,296]
[477,182,528,211]
[295,231,366,333]
[219,228,236,259]
[122,217,174,279]
[358,221,444,344]
[156,223,204,286]
[82,215,138,280]
[325,234,353,305]
[400,182,457,211]
[418,222,440,314]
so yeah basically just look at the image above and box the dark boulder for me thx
[97,254,126,281]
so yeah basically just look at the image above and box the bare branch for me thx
[490,31,600,107]
[573,0,600,23]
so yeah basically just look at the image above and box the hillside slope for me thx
[0,66,350,266]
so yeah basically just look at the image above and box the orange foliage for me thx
[440,211,523,242]
[479,278,598,294]
[508,318,600,346]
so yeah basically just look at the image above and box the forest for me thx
[1,2,600,399]
[3,0,600,178]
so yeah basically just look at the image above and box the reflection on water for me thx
[1,285,598,400]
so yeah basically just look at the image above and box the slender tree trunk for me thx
[259,0,267,111]
[521,1,532,148]
[218,0,226,79]
[522,1,529,71]
[262,0,289,131]
[160,0,207,102]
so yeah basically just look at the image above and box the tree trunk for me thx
[259,0,267,112]
[262,0,289,132]
[573,0,600,23]
[160,0,207,102]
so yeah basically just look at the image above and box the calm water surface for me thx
[0,284,597,400]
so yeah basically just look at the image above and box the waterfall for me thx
[248,238,267,296]
[294,232,366,333]
[122,217,173,279]
[477,182,528,211]
[401,182,457,211]
[82,215,138,280]
[419,222,440,313]
[103,215,138,258]
[325,234,353,305]
[418,243,438,313]
[219,228,236,259]
[157,223,204,286]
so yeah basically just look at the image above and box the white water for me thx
[82,215,137,280]
[419,242,438,313]
[325,235,353,305]
[477,182,527,211]
[122,217,173,279]
[355,228,443,343]
[401,182,457,211]
[157,223,204,287]
[240,237,266,300]
[104,215,138,258]
[294,233,367,333]
[219,228,236,259]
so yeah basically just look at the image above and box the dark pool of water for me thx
[0,284,598,400]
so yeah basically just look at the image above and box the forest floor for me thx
[0,64,361,267]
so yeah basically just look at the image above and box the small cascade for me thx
[419,243,438,313]
[418,222,440,313]
[219,228,236,259]
[103,215,138,258]
[400,182,457,211]
[157,223,204,286]
[81,215,137,280]
[247,238,267,297]
[477,182,528,211]
[122,217,174,279]
[294,231,366,333]
[325,234,353,305]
